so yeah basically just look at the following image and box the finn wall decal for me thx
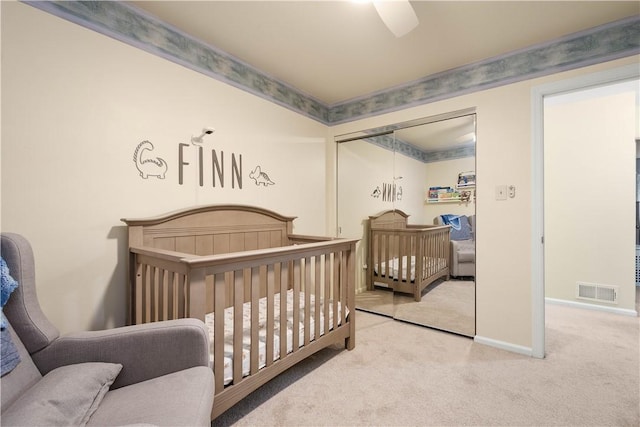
[371,183,403,202]
[133,140,276,189]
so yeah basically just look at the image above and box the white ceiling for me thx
[129,1,639,105]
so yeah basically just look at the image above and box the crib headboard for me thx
[121,204,297,255]
[368,209,409,229]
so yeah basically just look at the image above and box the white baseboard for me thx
[545,297,638,317]
[474,335,533,357]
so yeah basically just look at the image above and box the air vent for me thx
[576,282,618,304]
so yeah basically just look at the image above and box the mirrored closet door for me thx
[336,109,477,337]
[337,131,397,317]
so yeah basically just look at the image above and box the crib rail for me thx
[369,225,450,299]
[128,237,357,408]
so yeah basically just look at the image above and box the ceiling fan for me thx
[373,0,419,38]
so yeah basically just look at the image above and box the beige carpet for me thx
[355,279,475,336]
[213,291,640,426]
[394,279,475,336]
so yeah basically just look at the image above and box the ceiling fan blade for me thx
[373,0,419,38]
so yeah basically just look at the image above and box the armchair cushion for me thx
[88,366,214,427]
[2,362,122,427]
[32,318,211,389]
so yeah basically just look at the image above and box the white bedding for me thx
[205,289,346,385]
[374,256,446,281]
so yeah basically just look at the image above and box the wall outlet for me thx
[496,185,507,200]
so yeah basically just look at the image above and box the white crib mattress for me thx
[205,289,345,385]
[374,256,446,281]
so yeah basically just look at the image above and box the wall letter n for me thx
[178,143,189,185]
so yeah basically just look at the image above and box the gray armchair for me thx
[435,215,476,278]
[0,232,214,426]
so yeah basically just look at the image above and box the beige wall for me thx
[2,1,638,351]
[544,82,638,311]
[1,3,328,333]
[328,55,640,350]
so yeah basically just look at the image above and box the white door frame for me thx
[530,63,640,359]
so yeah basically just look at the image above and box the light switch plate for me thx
[496,185,507,200]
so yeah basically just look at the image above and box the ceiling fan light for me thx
[373,0,419,38]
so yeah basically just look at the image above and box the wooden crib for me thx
[367,209,450,302]
[121,205,357,420]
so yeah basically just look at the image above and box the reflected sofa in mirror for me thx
[336,109,476,337]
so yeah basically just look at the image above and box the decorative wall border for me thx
[25,1,640,127]
[365,133,475,163]
[329,16,640,124]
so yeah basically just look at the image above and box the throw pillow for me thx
[449,215,472,241]
[2,362,123,427]
[1,256,20,376]
[1,256,19,329]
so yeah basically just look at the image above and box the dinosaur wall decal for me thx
[249,166,275,186]
[133,140,168,179]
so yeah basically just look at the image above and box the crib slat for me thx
[159,269,167,321]
[346,241,356,350]
[266,264,276,366]
[304,257,311,346]
[396,235,402,282]
[382,233,388,280]
[431,231,436,276]
[205,275,214,317]
[150,267,158,322]
[396,234,402,282]
[176,273,185,318]
[340,250,347,326]
[333,252,339,331]
[214,273,226,394]
[132,260,142,325]
[233,270,243,384]
[157,269,164,321]
[376,232,381,278]
[250,267,262,375]
[280,262,289,359]
[140,264,148,324]
[314,256,321,340]
[413,234,418,279]
[324,253,331,336]
[142,265,149,323]
[292,259,300,352]
[399,234,406,282]
[167,271,175,320]
[415,234,425,301]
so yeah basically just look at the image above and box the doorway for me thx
[531,63,640,358]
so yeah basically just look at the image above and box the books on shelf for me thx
[457,171,476,187]
[427,186,474,203]
[427,186,458,201]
